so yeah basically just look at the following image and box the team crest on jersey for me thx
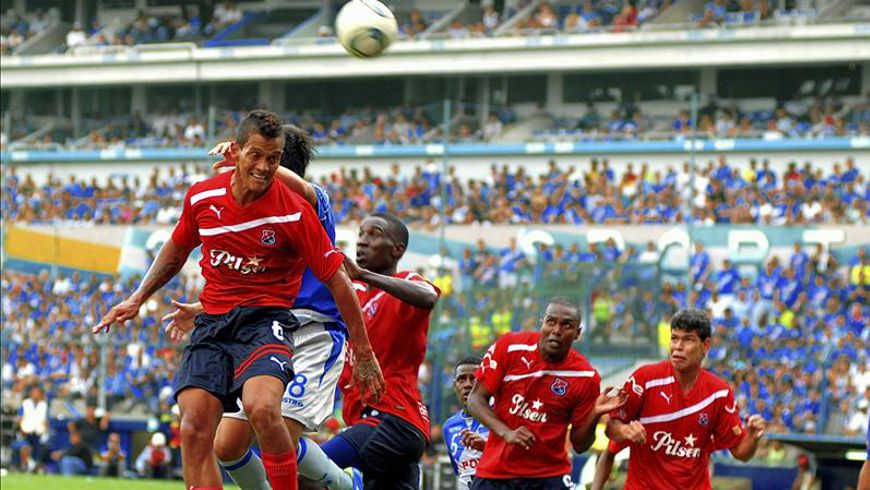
[261,229,277,246]
[551,377,568,396]
[698,412,709,426]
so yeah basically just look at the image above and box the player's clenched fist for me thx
[745,414,766,440]
[620,420,647,444]
[461,429,487,451]
[503,426,535,450]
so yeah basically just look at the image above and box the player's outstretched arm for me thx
[729,414,766,462]
[571,387,628,454]
[324,264,385,404]
[93,238,193,334]
[466,381,535,450]
[590,448,617,490]
[210,141,317,207]
[343,257,438,309]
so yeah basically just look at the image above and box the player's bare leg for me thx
[242,376,298,490]
[178,388,225,487]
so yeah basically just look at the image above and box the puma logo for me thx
[270,356,288,371]
[660,391,673,405]
[520,356,532,369]
[725,401,738,413]
[324,248,340,259]
[209,205,224,219]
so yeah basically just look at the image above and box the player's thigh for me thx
[283,322,346,431]
[214,416,256,461]
[229,307,297,401]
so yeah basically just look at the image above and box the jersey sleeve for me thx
[288,198,344,283]
[712,388,744,450]
[608,438,629,454]
[405,272,442,299]
[609,370,645,422]
[171,190,201,250]
[570,372,602,427]
[474,336,508,396]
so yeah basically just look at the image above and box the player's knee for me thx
[244,401,281,431]
[214,433,246,462]
[181,413,215,449]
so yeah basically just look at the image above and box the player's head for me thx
[235,109,285,194]
[538,297,582,362]
[356,212,409,273]
[453,356,482,407]
[669,307,712,372]
[280,124,316,178]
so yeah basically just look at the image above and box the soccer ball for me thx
[335,0,398,58]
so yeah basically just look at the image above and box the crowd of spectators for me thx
[0,8,53,55]
[695,0,824,28]
[542,96,870,142]
[2,155,866,227]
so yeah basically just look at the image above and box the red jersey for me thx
[610,360,745,490]
[339,271,440,439]
[474,331,601,479]
[171,171,343,314]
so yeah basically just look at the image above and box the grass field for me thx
[0,473,240,489]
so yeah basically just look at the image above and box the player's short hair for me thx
[237,109,284,149]
[670,307,711,341]
[546,297,581,323]
[455,356,482,376]
[280,124,316,177]
[370,212,409,249]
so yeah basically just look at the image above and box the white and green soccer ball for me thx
[335,0,398,58]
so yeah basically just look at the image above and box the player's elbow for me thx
[419,291,438,310]
[730,446,752,462]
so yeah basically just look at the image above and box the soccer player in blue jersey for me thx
[164,125,371,490]
[443,357,489,490]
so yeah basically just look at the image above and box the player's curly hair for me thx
[237,109,284,149]
[671,307,711,341]
[281,124,317,177]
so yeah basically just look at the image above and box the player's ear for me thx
[393,241,406,260]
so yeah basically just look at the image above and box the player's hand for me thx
[343,256,364,281]
[503,426,535,450]
[619,420,647,445]
[594,386,628,416]
[460,430,487,451]
[162,300,203,344]
[351,349,385,405]
[745,414,766,440]
[209,141,239,170]
[93,298,141,334]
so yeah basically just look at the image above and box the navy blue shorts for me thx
[339,409,427,490]
[173,306,297,412]
[471,475,573,490]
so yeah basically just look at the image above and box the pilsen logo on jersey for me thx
[651,431,701,458]
[260,228,277,246]
[210,250,267,275]
[509,394,548,423]
[551,377,568,396]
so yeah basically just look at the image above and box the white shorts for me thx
[224,320,347,431]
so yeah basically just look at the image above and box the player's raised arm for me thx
[323,264,385,404]
[93,238,195,334]
[570,386,628,453]
[343,256,438,309]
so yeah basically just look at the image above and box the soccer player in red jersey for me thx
[320,213,441,489]
[606,307,766,490]
[94,110,384,490]
[466,298,628,490]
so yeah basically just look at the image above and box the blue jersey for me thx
[292,184,343,330]
[443,410,489,490]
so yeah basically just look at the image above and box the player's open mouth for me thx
[251,172,268,184]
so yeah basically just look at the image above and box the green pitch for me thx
[0,474,239,489]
